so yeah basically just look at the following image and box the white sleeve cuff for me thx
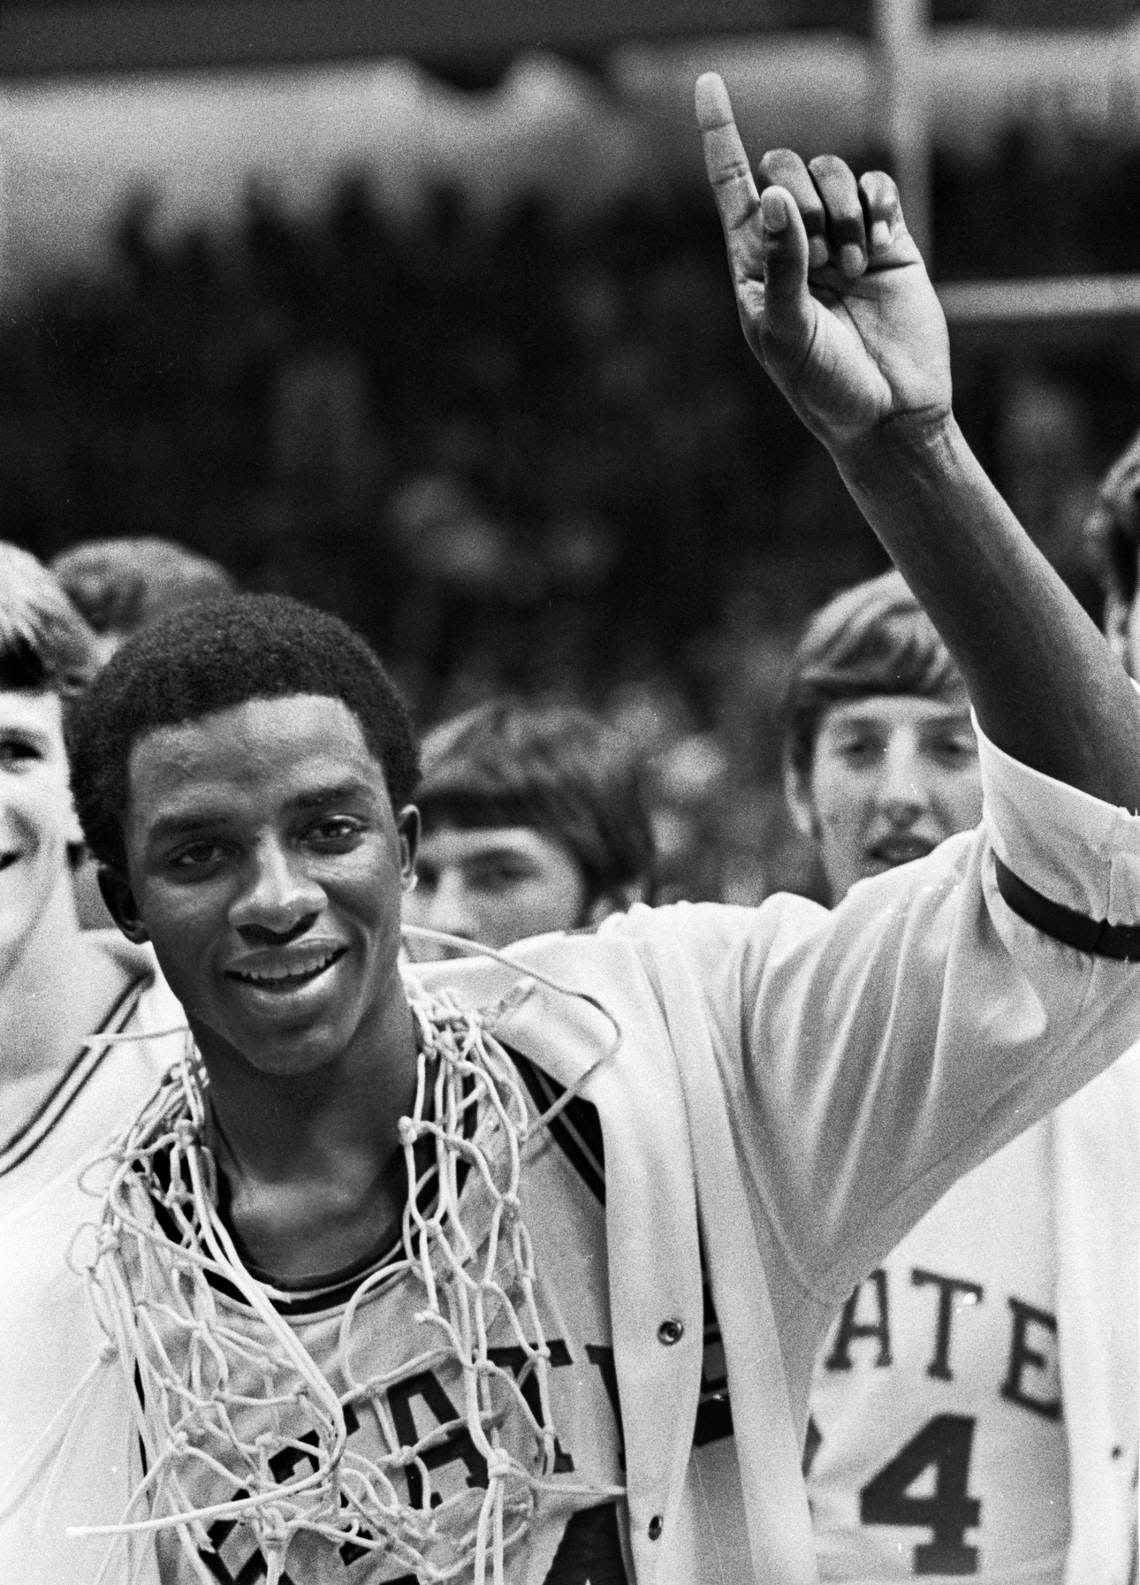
[977,712,1140,930]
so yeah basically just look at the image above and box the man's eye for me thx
[0,737,43,769]
[309,818,363,848]
[837,738,880,763]
[930,736,977,762]
[472,865,528,893]
[170,842,225,872]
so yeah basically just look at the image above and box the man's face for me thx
[111,694,416,1077]
[402,824,589,961]
[0,687,82,970]
[787,694,982,904]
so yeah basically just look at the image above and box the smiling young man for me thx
[72,605,423,1296]
[24,80,1140,1585]
[785,571,1138,1585]
[403,699,655,961]
[0,544,183,1585]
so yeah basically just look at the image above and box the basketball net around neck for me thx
[75,973,626,1585]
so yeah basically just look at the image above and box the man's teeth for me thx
[233,951,338,984]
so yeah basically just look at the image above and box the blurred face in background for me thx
[1086,427,1140,682]
[0,687,83,972]
[1102,555,1140,682]
[786,693,983,904]
[403,824,591,960]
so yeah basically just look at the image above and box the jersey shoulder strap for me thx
[0,971,149,1177]
[506,1046,606,1206]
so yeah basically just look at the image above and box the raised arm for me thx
[696,72,1140,809]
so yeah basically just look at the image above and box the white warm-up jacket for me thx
[428,725,1140,1585]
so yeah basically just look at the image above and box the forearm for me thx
[833,411,1140,811]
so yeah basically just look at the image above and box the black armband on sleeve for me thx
[994,855,1140,961]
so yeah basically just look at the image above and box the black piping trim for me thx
[508,1048,606,1207]
[0,972,149,1175]
[995,855,1140,961]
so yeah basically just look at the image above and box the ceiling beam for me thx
[0,0,847,80]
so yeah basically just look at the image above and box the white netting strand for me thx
[76,983,624,1585]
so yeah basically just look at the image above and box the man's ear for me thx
[783,758,821,842]
[97,867,150,945]
[396,806,420,891]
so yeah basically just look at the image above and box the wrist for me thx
[832,407,960,493]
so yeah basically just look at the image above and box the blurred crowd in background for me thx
[3,112,1140,905]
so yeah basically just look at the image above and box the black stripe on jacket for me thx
[995,855,1140,961]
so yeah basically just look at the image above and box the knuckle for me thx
[711,157,754,190]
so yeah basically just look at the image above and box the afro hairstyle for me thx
[65,592,420,873]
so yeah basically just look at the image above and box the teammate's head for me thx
[65,594,422,1077]
[0,543,99,967]
[782,569,982,903]
[403,698,655,958]
[1085,426,1140,679]
[51,536,237,666]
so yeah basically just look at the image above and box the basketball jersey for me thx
[0,957,184,1585]
[806,1118,1068,1584]
[125,1051,748,1585]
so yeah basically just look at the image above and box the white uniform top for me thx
[808,1122,1067,1583]
[806,1042,1140,1585]
[0,944,183,1585]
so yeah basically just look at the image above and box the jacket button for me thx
[648,1515,664,1540]
[657,1318,684,1346]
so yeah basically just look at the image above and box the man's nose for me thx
[877,738,929,818]
[231,838,322,937]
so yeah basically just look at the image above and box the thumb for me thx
[759,185,811,339]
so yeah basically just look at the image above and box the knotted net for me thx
[77,974,625,1585]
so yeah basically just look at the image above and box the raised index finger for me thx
[695,72,761,238]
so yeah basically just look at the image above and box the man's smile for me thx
[866,833,937,868]
[225,944,347,993]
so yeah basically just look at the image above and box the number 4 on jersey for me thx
[860,1414,981,1575]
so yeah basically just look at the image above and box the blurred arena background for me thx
[1,0,1138,903]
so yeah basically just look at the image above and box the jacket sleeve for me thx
[629,721,1140,1303]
